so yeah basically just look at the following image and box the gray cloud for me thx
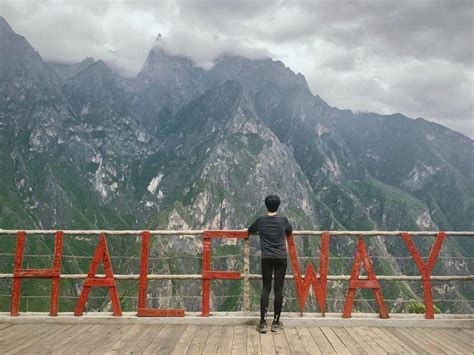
[1,0,472,136]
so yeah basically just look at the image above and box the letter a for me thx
[343,235,388,319]
[74,233,122,316]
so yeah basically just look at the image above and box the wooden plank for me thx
[370,327,406,354]
[105,324,149,354]
[142,324,174,355]
[332,327,365,355]
[217,326,234,355]
[307,327,336,354]
[50,324,94,354]
[143,324,183,354]
[57,324,116,355]
[259,327,276,354]
[0,323,13,332]
[272,327,291,354]
[296,327,321,355]
[386,328,429,355]
[377,327,418,354]
[0,324,37,344]
[113,325,159,354]
[19,324,75,353]
[231,325,247,354]
[202,325,223,354]
[141,325,169,354]
[80,325,121,354]
[5,324,61,353]
[284,327,307,354]
[320,327,350,355]
[130,325,164,354]
[4,324,63,354]
[171,325,198,355]
[423,328,470,354]
[164,325,187,353]
[413,328,456,355]
[246,325,261,355]
[0,324,45,349]
[350,327,388,355]
[1,325,44,353]
[36,325,85,354]
[187,324,210,355]
[397,327,446,354]
[363,328,392,353]
[441,328,473,349]
[460,328,474,336]
[91,325,135,354]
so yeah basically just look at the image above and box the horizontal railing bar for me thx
[0,229,473,236]
[295,231,474,236]
[1,273,472,281]
[0,294,474,304]
[2,253,473,260]
[0,229,202,235]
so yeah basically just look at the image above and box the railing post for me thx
[243,237,250,315]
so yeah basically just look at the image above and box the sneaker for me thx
[271,321,283,332]
[256,320,267,333]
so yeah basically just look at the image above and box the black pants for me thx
[260,257,287,322]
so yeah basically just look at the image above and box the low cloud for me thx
[1,0,472,136]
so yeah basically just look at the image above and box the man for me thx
[248,194,293,333]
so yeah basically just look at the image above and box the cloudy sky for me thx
[2,0,473,137]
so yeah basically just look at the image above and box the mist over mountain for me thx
[0,17,472,314]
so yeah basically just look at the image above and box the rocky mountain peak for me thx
[50,57,97,81]
[209,54,313,96]
[0,17,54,82]
[80,59,114,79]
[81,56,95,65]
[137,46,203,83]
[0,16,13,32]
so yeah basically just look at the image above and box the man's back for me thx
[248,215,292,258]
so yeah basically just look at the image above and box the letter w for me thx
[287,232,329,315]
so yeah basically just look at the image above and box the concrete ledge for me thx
[0,312,472,328]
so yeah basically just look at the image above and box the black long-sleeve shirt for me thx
[248,215,293,258]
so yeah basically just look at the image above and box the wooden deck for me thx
[0,322,472,354]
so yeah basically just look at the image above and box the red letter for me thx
[201,231,246,316]
[401,232,446,319]
[287,231,329,315]
[11,231,64,316]
[343,235,388,319]
[74,233,122,316]
[137,231,184,317]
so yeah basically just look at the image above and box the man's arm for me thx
[284,217,293,236]
[248,218,259,234]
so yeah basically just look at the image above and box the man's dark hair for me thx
[265,194,281,212]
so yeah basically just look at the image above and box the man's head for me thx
[264,194,281,213]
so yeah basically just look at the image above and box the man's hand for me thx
[241,229,250,239]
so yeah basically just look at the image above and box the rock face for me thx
[0,17,472,314]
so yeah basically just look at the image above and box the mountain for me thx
[0,17,472,314]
